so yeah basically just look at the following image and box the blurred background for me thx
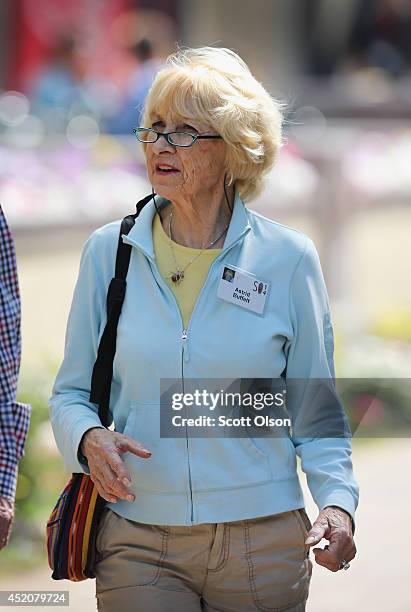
[1,0,410,610]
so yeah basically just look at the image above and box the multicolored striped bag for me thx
[46,474,107,580]
[46,194,155,581]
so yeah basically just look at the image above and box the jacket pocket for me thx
[122,407,137,437]
[248,435,297,482]
[120,402,188,494]
[240,435,270,461]
[191,435,273,493]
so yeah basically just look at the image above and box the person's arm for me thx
[0,404,30,550]
[48,228,113,475]
[0,206,31,548]
[0,406,31,502]
[284,237,359,534]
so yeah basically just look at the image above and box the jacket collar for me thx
[122,191,251,260]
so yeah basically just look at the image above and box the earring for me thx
[224,172,234,188]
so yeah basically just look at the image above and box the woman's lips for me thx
[155,163,180,174]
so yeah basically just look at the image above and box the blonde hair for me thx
[142,46,286,201]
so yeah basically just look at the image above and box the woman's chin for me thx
[151,183,179,200]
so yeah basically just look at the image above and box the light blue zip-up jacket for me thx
[49,192,359,527]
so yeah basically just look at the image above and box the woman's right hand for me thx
[80,427,152,503]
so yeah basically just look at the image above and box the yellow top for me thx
[152,212,222,329]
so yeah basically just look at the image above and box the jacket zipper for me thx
[122,223,251,524]
[180,328,193,521]
[176,230,250,523]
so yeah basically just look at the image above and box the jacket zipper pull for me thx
[181,329,190,363]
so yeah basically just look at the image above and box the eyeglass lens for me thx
[135,129,195,146]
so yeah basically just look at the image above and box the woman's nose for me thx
[151,134,176,153]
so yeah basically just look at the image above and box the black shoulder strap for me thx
[89,192,157,427]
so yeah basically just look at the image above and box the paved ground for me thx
[0,437,409,611]
[305,437,410,611]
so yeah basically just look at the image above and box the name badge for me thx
[217,265,270,315]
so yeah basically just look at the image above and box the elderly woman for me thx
[50,47,359,611]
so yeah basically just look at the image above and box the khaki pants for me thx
[95,507,313,612]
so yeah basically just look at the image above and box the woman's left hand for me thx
[304,506,357,572]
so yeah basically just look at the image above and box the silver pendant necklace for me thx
[167,209,229,285]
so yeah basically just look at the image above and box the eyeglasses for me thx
[133,127,222,148]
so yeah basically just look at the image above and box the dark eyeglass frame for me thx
[132,127,222,147]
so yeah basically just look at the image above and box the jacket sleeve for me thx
[48,231,109,475]
[284,237,359,531]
